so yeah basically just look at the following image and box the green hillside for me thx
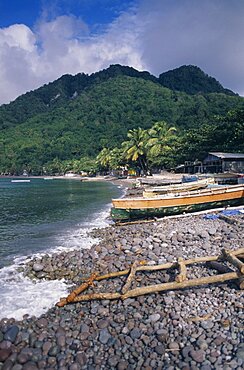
[0,64,235,131]
[0,65,157,130]
[159,65,235,95]
[0,64,243,174]
[0,74,244,174]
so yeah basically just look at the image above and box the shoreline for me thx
[0,207,243,368]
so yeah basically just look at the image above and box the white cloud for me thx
[137,0,244,94]
[0,10,144,105]
[0,0,243,104]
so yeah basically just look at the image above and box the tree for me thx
[122,128,150,174]
[96,148,113,172]
[147,120,176,153]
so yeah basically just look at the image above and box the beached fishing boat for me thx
[111,184,244,221]
[143,178,215,198]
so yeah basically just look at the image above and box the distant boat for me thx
[44,177,54,180]
[143,178,215,198]
[111,184,244,221]
[11,179,31,183]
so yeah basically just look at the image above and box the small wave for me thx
[0,264,70,320]
[0,202,112,321]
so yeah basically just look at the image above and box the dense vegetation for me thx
[0,64,243,175]
[159,65,236,95]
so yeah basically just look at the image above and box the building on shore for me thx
[176,152,244,174]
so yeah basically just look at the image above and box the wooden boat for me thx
[136,178,182,186]
[143,178,215,198]
[111,184,244,221]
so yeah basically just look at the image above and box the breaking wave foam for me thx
[0,203,112,321]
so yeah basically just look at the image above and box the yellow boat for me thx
[111,184,244,221]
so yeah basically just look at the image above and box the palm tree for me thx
[147,121,177,156]
[122,128,150,174]
[96,148,112,171]
[146,121,177,167]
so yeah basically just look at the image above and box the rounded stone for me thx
[148,313,161,322]
[190,349,206,363]
[32,263,44,272]
[99,328,111,344]
[76,352,87,366]
[4,326,19,343]
[0,348,12,362]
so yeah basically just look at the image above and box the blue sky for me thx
[0,0,135,30]
[0,0,243,104]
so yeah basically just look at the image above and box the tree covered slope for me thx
[0,64,236,130]
[0,74,243,173]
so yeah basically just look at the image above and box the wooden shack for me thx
[203,152,244,173]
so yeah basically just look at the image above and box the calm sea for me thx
[0,178,121,319]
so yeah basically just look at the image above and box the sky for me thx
[0,0,243,105]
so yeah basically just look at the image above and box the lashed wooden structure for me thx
[56,248,244,307]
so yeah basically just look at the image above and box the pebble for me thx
[32,263,44,272]
[99,328,111,344]
[4,326,19,343]
[0,211,243,369]
[148,314,161,322]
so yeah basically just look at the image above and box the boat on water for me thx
[11,179,31,183]
[111,184,244,221]
[143,178,215,198]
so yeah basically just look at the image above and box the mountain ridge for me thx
[0,64,236,130]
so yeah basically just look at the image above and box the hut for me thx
[203,152,244,173]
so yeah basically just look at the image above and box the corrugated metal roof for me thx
[209,152,244,159]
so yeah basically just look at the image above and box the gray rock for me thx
[236,343,244,361]
[57,335,66,347]
[32,263,44,272]
[200,321,214,330]
[12,365,23,370]
[4,326,19,343]
[148,313,161,322]
[182,345,194,359]
[35,318,48,329]
[97,319,109,329]
[99,328,111,344]
[0,348,12,362]
[21,362,38,370]
[199,230,209,239]
[130,328,141,339]
[155,345,165,355]
[69,363,80,370]
[190,349,206,363]
[1,359,13,370]
[108,355,120,367]
[168,342,180,350]
[76,352,87,366]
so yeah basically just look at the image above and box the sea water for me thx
[0,178,121,320]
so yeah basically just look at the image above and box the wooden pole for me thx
[121,272,241,300]
[176,258,187,283]
[71,272,242,303]
[73,292,121,302]
[121,261,145,294]
[96,248,244,282]
[223,249,244,274]
[56,248,244,306]
[56,272,97,307]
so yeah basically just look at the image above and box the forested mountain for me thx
[0,64,235,130]
[0,65,243,174]
[159,65,235,95]
[0,65,157,130]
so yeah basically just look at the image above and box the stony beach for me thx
[0,185,244,369]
